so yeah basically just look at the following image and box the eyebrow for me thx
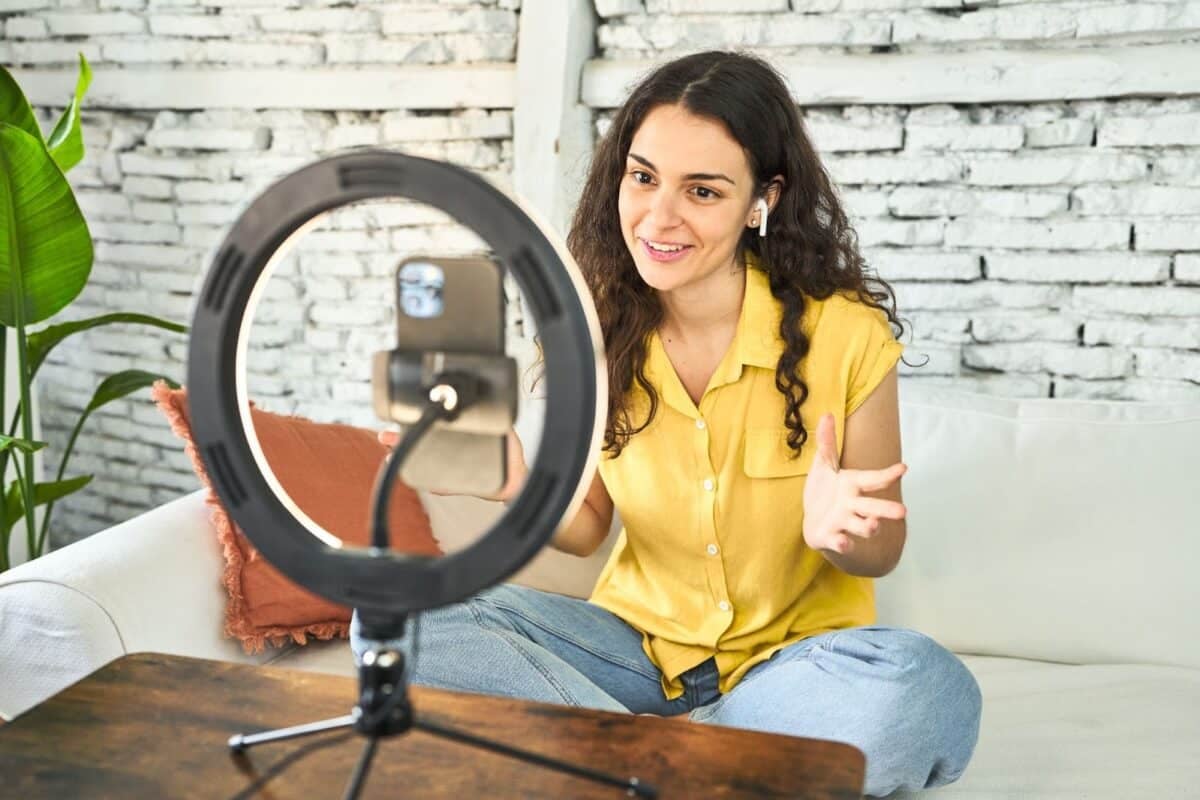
[627,153,737,186]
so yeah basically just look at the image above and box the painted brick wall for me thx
[3,0,520,544]
[592,0,1200,401]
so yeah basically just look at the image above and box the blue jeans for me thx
[351,584,982,797]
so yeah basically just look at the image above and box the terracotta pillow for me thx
[152,382,442,653]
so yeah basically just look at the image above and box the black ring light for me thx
[187,150,605,616]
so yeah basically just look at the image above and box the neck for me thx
[658,253,746,344]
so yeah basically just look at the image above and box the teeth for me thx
[646,240,684,252]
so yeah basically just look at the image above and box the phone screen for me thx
[391,256,507,496]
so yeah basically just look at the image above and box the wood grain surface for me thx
[0,653,864,799]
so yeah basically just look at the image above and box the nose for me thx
[644,188,682,232]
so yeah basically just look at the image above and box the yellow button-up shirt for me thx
[589,261,905,700]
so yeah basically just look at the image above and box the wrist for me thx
[818,542,888,578]
[499,460,530,504]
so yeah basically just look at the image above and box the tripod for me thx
[229,383,655,797]
[227,611,657,799]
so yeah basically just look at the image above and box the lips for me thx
[638,237,693,263]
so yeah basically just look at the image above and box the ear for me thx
[747,176,786,228]
[764,175,784,214]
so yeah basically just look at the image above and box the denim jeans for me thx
[350,584,982,797]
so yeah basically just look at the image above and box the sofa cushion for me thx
[892,655,1200,799]
[877,383,1200,669]
[153,383,442,653]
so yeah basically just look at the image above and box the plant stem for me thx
[6,399,20,440]
[0,324,7,571]
[36,408,88,556]
[0,389,20,568]
[11,455,26,563]
[1,145,37,562]
[14,315,38,560]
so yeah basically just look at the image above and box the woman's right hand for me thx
[377,428,529,503]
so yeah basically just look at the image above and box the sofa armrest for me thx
[0,490,272,720]
[0,581,125,721]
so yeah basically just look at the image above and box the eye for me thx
[692,186,720,200]
[629,169,653,185]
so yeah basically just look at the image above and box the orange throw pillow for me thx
[152,381,442,653]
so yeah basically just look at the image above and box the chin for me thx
[628,242,695,292]
[633,258,687,293]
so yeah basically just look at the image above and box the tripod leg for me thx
[229,714,357,752]
[415,718,657,798]
[342,736,380,800]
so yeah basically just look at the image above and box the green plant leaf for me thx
[86,369,179,413]
[46,54,93,174]
[28,313,188,380]
[0,433,47,455]
[32,370,180,558]
[0,64,42,142]
[4,475,92,535]
[0,123,93,327]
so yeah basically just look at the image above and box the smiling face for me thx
[618,103,760,295]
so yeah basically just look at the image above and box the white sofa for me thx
[2,383,1199,798]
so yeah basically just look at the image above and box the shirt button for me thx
[695,418,706,430]
[718,601,731,612]
[706,544,719,556]
[702,478,714,492]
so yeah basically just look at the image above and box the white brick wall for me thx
[6,0,523,544]
[597,1,1200,57]
[37,106,514,541]
[2,2,521,67]
[7,0,1200,546]
[593,0,1200,418]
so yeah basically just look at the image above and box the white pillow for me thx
[877,383,1200,669]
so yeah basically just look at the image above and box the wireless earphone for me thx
[754,198,769,237]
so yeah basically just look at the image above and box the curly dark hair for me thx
[566,50,907,459]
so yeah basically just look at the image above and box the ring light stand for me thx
[186,151,653,798]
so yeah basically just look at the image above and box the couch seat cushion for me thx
[893,655,1200,798]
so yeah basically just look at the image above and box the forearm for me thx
[548,502,608,557]
[501,461,607,557]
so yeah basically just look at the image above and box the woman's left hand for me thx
[802,412,907,556]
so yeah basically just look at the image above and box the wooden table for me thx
[0,653,864,799]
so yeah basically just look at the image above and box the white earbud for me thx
[754,198,769,237]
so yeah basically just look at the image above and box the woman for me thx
[357,51,981,796]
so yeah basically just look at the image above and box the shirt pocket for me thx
[743,427,816,479]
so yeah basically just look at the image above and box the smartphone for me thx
[391,255,507,497]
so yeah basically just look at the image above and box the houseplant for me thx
[0,54,186,571]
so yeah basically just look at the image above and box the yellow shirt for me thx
[589,260,905,700]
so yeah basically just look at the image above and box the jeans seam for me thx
[466,601,584,707]
[485,597,662,683]
[819,630,849,654]
[691,697,721,722]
